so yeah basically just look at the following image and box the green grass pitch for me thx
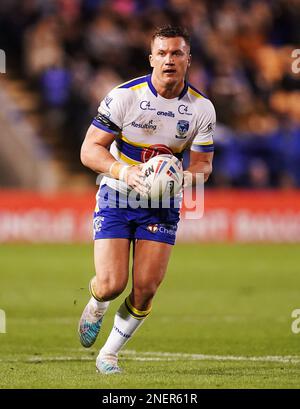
[0,243,300,389]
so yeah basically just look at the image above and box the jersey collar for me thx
[146,74,188,100]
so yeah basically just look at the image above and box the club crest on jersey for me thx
[147,224,159,233]
[93,216,104,233]
[176,120,189,139]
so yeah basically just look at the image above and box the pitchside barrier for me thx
[0,189,300,242]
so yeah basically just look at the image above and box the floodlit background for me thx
[0,0,300,389]
[1,0,300,191]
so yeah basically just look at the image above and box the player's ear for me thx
[187,54,192,67]
[149,54,154,68]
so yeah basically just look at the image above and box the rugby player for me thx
[78,26,216,374]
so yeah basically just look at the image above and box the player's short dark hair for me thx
[151,25,191,48]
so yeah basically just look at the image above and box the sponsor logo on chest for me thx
[131,120,157,131]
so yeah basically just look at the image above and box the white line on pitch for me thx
[1,350,300,364]
[123,350,300,364]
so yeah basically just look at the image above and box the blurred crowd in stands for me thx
[1,0,300,188]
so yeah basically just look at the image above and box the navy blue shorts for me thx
[93,185,180,245]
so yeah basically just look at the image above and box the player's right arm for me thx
[80,125,146,194]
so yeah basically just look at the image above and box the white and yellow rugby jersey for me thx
[92,74,216,192]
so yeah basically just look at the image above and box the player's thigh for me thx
[132,239,173,293]
[94,238,131,293]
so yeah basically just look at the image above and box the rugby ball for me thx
[141,154,183,200]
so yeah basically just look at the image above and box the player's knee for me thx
[134,282,158,303]
[94,276,127,301]
[95,285,124,301]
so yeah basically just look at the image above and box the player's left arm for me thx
[184,150,214,186]
[184,99,216,186]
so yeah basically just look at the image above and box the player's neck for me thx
[151,75,185,99]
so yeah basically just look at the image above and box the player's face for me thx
[149,37,191,86]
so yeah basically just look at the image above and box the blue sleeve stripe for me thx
[92,120,118,135]
[115,138,143,162]
[191,144,214,153]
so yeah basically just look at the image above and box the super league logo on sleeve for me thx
[105,96,113,108]
[207,122,216,132]
[99,108,111,118]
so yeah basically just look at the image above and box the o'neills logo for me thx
[157,110,175,117]
[147,224,159,233]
